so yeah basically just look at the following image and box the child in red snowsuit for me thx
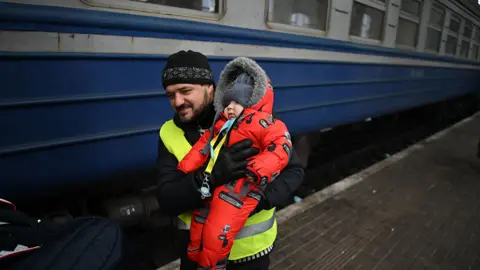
[178,57,293,270]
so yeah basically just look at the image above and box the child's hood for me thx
[214,57,274,114]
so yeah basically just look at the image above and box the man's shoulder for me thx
[159,119,181,141]
[160,119,175,127]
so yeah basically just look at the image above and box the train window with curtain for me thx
[463,20,473,39]
[400,0,422,17]
[426,27,442,52]
[425,2,444,53]
[395,0,423,48]
[449,14,461,34]
[396,18,419,47]
[475,27,480,43]
[428,2,444,28]
[134,0,219,12]
[349,1,386,41]
[472,44,479,60]
[445,35,458,55]
[267,0,329,31]
[459,40,469,58]
[83,0,223,19]
[473,27,480,43]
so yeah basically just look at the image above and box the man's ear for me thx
[206,84,214,97]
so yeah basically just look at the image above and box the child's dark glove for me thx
[210,139,259,188]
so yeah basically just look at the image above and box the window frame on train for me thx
[264,0,330,37]
[439,0,480,61]
[445,12,461,56]
[82,0,225,21]
[472,26,480,60]
[425,1,446,54]
[83,0,480,63]
[459,19,473,58]
[348,0,387,44]
[395,0,424,50]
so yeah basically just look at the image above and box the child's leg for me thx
[187,205,210,263]
[196,179,260,269]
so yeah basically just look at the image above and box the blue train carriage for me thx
[0,0,479,220]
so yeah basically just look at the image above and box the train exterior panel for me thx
[1,0,479,201]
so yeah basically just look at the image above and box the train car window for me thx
[426,28,442,52]
[463,20,473,38]
[449,14,461,33]
[134,0,218,12]
[83,0,223,19]
[266,0,329,31]
[429,2,445,28]
[396,18,419,47]
[396,0,422,48]
[445,35,458,55]
[349,1,385,41]
[425,2,444,53]
[400,0,422,17]
[459,40,469,57]
[475,27,480,43]
[472,44,479,59]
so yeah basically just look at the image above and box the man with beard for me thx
[156,50,304,270]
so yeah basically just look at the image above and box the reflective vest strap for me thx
[229,210,277,261]
[177,208,275,237]
[159,120,191,162]
[177,211,192,230]
[159,120,193,230]
[234,209,275,239]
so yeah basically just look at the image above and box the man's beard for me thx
[177,105,201,123]
[177,92,211,123]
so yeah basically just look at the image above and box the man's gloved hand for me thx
[210,139,259,188]
[249,197,267,217]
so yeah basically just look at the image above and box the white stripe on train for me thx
[1,31,479,70]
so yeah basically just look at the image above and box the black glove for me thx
[210,139,259,188]
[248,197,266,217]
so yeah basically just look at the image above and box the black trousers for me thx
[177,230,270,270]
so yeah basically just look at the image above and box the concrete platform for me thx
[271,113,480,270]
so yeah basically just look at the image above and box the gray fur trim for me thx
[214,57,268,112]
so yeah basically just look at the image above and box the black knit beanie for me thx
[162,50,215,89]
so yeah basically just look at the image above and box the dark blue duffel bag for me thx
[0,198,124,270]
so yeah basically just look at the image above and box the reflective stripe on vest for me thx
[159,120,192,162]
[159,119,277,260]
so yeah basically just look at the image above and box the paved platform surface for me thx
[270,114,480,270]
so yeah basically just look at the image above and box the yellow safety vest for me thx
[159,120,277,261]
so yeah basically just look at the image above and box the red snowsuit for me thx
[178,59,292,270]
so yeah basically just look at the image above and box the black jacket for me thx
[155,104,305,216]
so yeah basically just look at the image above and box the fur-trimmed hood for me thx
[198,57,275,156]
[214,57,273,114]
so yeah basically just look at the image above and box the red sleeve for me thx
[177,129,211,173]
[245,114,293,186]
